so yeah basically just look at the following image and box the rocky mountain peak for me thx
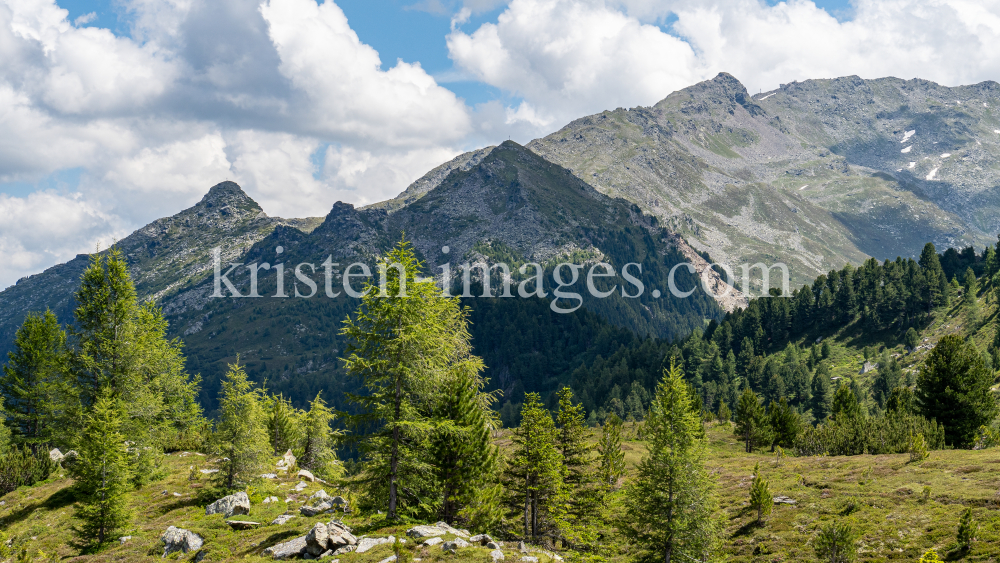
[198,181,263,213]
[657,71,763,116]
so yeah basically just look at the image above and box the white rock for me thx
[491,549,505,562]
[298,469,316,482]
[423,537,443,546]
[355,536,394,553]
[271,514,297,525]
[161,526,204,557]
[378,557,397,563]
[206,491,251,518]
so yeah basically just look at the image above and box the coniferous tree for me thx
[904,327,920,350]
[73,392,132,547]
[734,388,769,453]
[767,398,801,451]
[1,310,70,451]
[266,393,302,456]
[917,334,999,447]
[831,384,861,421]
[432,369,499,526]
[300,392,342,480]
[814,521,858,563]
[211,361,269,490]
[554,387,599,541]
[71,249,202,481]
[597,413,625,489]
[748,462,772,524]
[621,361,718,563]
[811,364,833,421]
[342,239,487,520]
[505,392,564,541]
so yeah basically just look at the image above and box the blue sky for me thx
[0,0,995,289]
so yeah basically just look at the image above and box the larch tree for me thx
[341,239,478,520]
[621,361,718,563]
[266,392,303,456]
[211,360,270,491]
[554,387,599,543]
[299,392,342,481]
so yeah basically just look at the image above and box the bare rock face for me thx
[206,491,251,518]
[161,526,203,557]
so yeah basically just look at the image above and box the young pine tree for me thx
[621,361,718,563]
[300,392,342,480]
[831,384,861,421]
[505,392,564,541]
[734,387,769,453]
[1,310,70,451]
[211,361,270,491]
[916,334,999,447]
[597,413,626,490]
[814,521,857,563]
[341,239,480,520]
[748,462,772,525]
[73,392,132,547]
[767,397,801,451]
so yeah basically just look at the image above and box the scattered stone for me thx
[423,537,443,547]
[199,469,219,474]
[49,448,63,463]
[263,536,308,560]
[470,534,494,546]
[263,496,280,504]
[490,549,505,562]
[378,557,397,563]
[294,481,309,492]
[442,538,470,552]
[332,545,355,556]
[161,526,204,557]
[773,496,797,505]
[227,520,261,530]
[261,473,278,479]
[206,491,251,518]
[119,536,132,545]
[518,541,528,554]
[330,496,347,506]
[487,542,501,549]
[433,521,468,537]
[355,536,394,553]
[300,502,333,517]
[272,514,297,525]
[406,525,446,539]
[298,469,316,482]
[173,492,182,497]
[306,523,331,556]
[520,558,538,563]
[309,490,333,504]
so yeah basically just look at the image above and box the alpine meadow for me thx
[4,3,1000,562]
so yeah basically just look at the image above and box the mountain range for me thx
[2,71,999,412]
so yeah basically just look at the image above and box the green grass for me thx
[4,421,1000,561]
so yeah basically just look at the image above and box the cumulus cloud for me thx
[449,0,1000,134]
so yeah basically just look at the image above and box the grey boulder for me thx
[161,526,204,558]
[206,491,251,518]
[263,536,308,560]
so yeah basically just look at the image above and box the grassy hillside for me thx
[2,423,998,562]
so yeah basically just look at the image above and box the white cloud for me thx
[260,0,472,147]
[0,191,128,286]
[449,0,1000,135]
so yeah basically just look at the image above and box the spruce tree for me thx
[73,391,132,547]
[300,392,341,480]
[734,387,769,453]
[597,413,626,489]
[211,361,270,490]
[904,327,920,350]
[831,384,861,421]
[871,352,902,409]
[621,361,718,563]
[1,310,70,450]
[342,239,482,520]
[917,334,999,447]
[504,392,564,541]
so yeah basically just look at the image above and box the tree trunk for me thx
[531,492,538,540]
[389,376,401,519]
